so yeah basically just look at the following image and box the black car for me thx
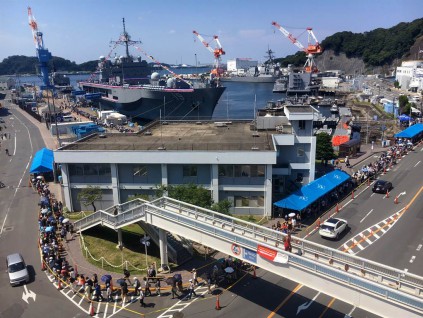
[372,180,393,193]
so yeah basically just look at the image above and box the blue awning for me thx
[30,148,54,174]
[394,123,423,139]
[274,170,351,211]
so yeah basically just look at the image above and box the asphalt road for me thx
[0,95,81,318]
[306,143,423,276]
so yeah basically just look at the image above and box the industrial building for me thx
[54,104,316,216]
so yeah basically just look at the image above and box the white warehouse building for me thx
[54,104,316,216]
[395,60,423,92]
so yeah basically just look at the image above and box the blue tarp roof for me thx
[394,123,423,138]
[30,148,54,174]
[274,170,351,211]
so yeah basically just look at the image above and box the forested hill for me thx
[0,55,98,75]
[275,18,423,70]
[321,18,423,66]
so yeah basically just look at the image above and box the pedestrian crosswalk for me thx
[341,209,404,255]
[44,271,141,317]
[157,283,211,318]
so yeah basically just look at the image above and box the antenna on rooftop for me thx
[252,94,259,150]
[158,110,166,150]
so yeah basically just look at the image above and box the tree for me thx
[155,184,213,209]
[211,200,232,216]
[77,186,102,212]
[398,95,409,114]
[316,132,336,161]
[393,80,400,89]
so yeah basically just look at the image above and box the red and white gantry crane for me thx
[271,21,322,73]
[193,30,225,77]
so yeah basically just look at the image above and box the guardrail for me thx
[74,197,423,313]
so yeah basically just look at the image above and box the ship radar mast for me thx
[110,18,142,60]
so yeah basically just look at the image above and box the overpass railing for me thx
[74,197,423,313]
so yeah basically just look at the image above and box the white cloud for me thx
[169,29,176,34]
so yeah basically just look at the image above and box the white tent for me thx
[105,112,127,125]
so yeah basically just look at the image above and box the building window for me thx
[296,173,303,183]
[98,165,111,176]
[219,165,233,177]
[183,165,197,177]
[299,120,306,130]
[133,165,147,177]
[250,165,265,177]
[297,146,305,157]
[235,196,250,207]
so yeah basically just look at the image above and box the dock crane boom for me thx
[271,21,322,73]
[193,30,225,76]
[27,7,52,89]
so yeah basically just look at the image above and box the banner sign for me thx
[243,248,257,264]
[257,245,289,264]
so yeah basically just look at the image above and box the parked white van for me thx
[62,115,76,122]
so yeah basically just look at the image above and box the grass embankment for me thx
[67,211,266,275]
[66,211,161,275]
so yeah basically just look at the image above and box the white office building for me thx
[396,61,423,92]
[54,105,316,216]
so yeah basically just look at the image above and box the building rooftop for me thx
[59,120,274,152]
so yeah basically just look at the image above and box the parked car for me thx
[372,180,393,194]
[319,218,348,239]
[6,253,29,286]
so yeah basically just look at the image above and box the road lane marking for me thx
[318,297,335,318]
[409,256,416,263]
[360,209,373,223]
[0,111,34,237]
[417,244,422,252]
[415,160,421,167]
[267,283,302,318]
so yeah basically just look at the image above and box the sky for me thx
[0,0,422,66]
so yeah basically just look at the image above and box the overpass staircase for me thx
[73,196,423,318]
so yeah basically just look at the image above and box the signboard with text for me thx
[243,248,257,264]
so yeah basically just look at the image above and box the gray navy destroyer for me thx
[80,19,225,121]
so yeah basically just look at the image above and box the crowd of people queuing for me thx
[350,138,414,184]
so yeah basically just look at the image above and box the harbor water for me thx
[13,69,283,121]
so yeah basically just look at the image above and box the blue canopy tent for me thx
[394,123,423,139]
[274,170,351,212]
[398,114,412,122]
[30,148,54,174]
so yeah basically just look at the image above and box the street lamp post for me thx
[140,235,151,271]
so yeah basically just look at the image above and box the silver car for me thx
[7,253,30,286]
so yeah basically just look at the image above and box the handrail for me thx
[73,197,423,313]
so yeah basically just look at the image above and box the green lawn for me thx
[79,224,161,276]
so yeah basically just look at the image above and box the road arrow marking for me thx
[398,191,406,198]
[297,292,320,315]
[22,284,36,304]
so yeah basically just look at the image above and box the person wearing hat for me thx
[187,279,197,299]
[192,268,198,286]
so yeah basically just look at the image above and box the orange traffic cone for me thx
[57,278,62,290]
[394,196,398,204]
[386,190,389,198]
[336,203,340,213]
[351,190,355,200]
[74,264,78,277]
[41,260,46,271]
[90,303,95,316]
[317,218,321,228]
[367,178,370,186]
[215,295,221,310]
[252,266,257,279]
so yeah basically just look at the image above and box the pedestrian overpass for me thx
[74,197,423,318]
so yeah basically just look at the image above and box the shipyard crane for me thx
[271,21,322,73]
[27,7,52,89]
[193,30,225,77]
